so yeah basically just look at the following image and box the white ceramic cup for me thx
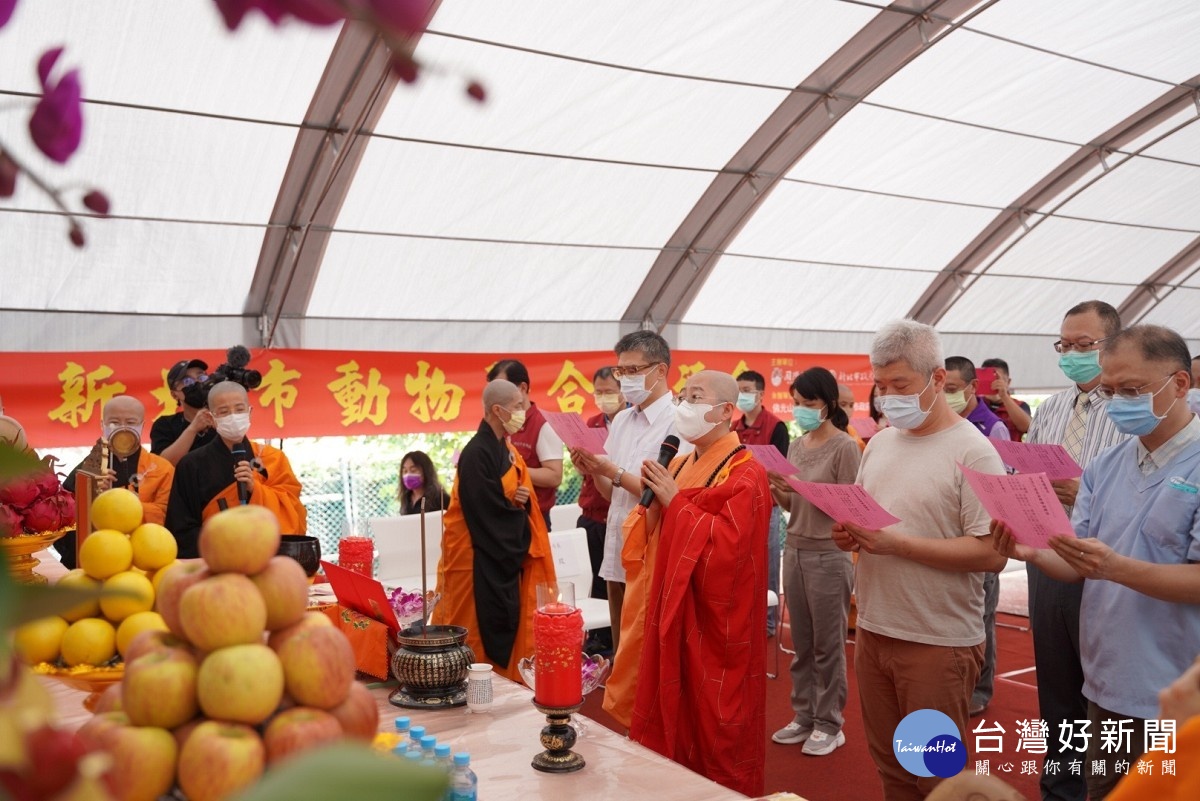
[467,662,494,713]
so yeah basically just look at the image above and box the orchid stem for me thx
[0,137,84,228]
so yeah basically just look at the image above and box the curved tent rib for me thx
[621,0,994,333]
[908,75,1200,326]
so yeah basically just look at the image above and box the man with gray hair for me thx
[833,319,1007,801]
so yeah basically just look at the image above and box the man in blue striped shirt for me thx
[1023,300,1130,801]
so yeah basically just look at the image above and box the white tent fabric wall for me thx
[2,0,1199,393]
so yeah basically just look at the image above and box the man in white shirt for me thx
[569,331,687,653]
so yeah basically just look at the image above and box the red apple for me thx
[154,560,210,639]
[276,626,355,710]
[22,725,91,799]
[178,721,265,801]
[262,706,344,765]
[179,573,267,652]
[250,556,308,631]
[267,610,333,652]
[90,723,177,801]
[197,644,284,725]
[92,683,123,714]
[199,506,280,575]
[327,681,380,742]
[122,628,190,665]
[173,717,204,752]
[77,711,129,748]
[122,648,199,729]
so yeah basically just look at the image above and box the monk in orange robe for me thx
[604,370,770,797]
[166,382,306,557]
[432,379,556,682]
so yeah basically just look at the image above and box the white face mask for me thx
[620,373,659,406]
[674,401,725,442]
[215,412,251,441]
[873,375,935,431]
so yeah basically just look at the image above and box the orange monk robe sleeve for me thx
[201,444,307,534]
[135,450,175,526]
[630,456,771,799]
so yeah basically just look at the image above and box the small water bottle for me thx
[394,716,411,736]
[420,734,438,761]
[409,725,426,749]
[449,753,477,801]
[391,741,409,758]
[404,750,423,765]
[435,743,453,771]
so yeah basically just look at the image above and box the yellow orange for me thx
[99,571,155,623]
[57,569,102,621]
[13,616,69,665]
[130,523,177,571]
[90,488,143,534]
[61,618,117,667]
[116,611,168,657]
[79,529,133,580]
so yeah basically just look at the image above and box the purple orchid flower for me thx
[0,0,18,29]
[28,47,83,164]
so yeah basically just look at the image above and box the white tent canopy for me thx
[3,0,1199,390]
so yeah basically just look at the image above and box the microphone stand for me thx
[419,495,428,640]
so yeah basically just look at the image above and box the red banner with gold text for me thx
[0,349,873,448]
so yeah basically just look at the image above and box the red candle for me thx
[533,603,583,707]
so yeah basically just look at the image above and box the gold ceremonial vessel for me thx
[1,529,68,585]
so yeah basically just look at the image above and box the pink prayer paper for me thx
[850,416,878,438]
[543,411,607,454]
[958,463,1076,549]
[748,444,799,475]
[990,439,1082,481]
[784,477,901,529]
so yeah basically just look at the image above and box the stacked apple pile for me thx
[78,505,379,801]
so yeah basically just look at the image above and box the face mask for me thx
[620,373,658,406]
[675,401,724,443]
[402,473,423,491]
[1059,350,1102,384]
[215,412,251,441]
[1188,387,1200,416]
[945,390,968,415]
[873,376,934,431]
[501,407,526,435]
[792,406,824,432]
[595,393,623,417]
[736,392,759,414]
[1105,379,1176,437]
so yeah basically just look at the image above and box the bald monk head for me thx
[483,379,523,438]
[926,773,1028,801]
[677,370,737,450]
[101,395,145,430]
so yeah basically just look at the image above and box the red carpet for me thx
[582,611,1041,800]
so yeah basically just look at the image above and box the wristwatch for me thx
[612,467,625,491]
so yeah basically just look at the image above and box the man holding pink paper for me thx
[832,319,1007,801]
[992,325,1200,801]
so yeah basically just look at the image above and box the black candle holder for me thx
[530,698,585,773]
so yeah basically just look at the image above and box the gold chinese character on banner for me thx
[730,359,750,379]
[47,362,126,428]
[258,359,301,427]
[405,360,464,423]
[548,359,594,414]
[672,361,706,394]
[327,360,389,426]
[150,369,176,417]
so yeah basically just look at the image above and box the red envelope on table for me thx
[320,561,400,680]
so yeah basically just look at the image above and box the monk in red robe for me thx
[606,370,770,797]
[432,379,556,682]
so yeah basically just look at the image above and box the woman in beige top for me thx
[766,366,862,757]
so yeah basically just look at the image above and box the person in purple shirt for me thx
[944,355,1009,718]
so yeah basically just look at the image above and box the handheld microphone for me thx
[637,435,680,509]
[231,445,251,505]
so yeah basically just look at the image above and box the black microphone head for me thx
[231,445,247,459]
[660,435,680,457]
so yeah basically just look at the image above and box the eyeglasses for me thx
[610,362,661,379]
[179,374,208,387]
[1096,374,1175,401]
[1053,338,1107,354]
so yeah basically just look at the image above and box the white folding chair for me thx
[547,528,611,631]
[548,502,582,532]
[370,512,443,592]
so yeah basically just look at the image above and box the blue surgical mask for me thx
[736,392,758,414]
[792,406,825,432]
[1105,379,1177,436]
[873,376,934,431]
[1187,388,1200,416]
[1059,350,1102,385]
